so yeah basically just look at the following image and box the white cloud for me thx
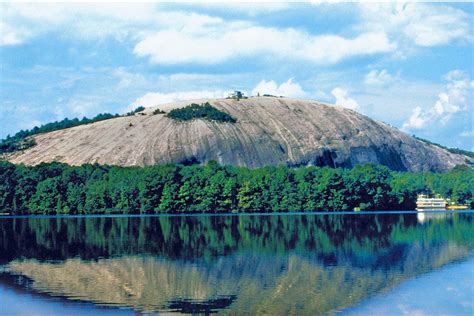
[134,25,395,65]
[0,3,158,44]
[364,69,396,86]
[186,2,289,15]
[357,3,472,49]
[352,77,441,123]
[402,106,429,130]
[402,70,473,130]
[3,2,398,67]
[0,21,31,45]
[403,5,470,47]
[252,79,306,98]
[2,1,470,70]
[127,90,227,112]
[460,130,474,138]
[331,87,359,110]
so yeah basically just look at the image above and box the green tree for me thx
[28,178,65,214]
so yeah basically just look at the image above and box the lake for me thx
[0,211,473,315]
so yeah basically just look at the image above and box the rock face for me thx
[6,97,472,171]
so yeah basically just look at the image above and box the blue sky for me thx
[1,2,473,150]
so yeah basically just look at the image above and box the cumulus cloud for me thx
[357,3,472,49]
[3,3,396,65]
[364,69,396,86]
[2,2,470,69]
[251,79,306,98]
[402,70,473,130]
[331,87,359,109]
[401,106,428,130]
[134,26,395,65]
[3,1,396,67]
[127,90,227,112]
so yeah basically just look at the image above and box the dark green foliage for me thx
[0,113,120,154]
[0,161,472,214]
[0,138,36,154]
[126,106,145,116]
[167,102,236,123]
[153,108,166,115]
[414,135,474,158]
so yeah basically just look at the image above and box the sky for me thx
[1,2,473,150]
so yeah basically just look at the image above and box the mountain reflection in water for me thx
[0,212,473,315]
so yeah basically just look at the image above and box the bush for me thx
[126,106,145,116]
[167,102,236,123]
[153,108,166,115]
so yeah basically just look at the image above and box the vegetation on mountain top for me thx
[153,108,166,115]
[167,102,237,123]
[126,106,145,116]
[0,107,149,155]
[0,113,120,155]
[0,138,37,155]
[414,135,474,159]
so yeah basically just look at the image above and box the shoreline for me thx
[0,209,472,219]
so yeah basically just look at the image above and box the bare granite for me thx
[6,97,472,172]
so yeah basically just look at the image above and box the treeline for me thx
[0,113,119,154]
[414,135,474,158]
[0,107,146,155]
[1,161,472,215]
[168,102,237,123]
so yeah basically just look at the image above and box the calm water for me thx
[0,211,473,315]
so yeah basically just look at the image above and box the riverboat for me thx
[416,194,470,211]
[416,194,447,211]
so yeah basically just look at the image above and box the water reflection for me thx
[417,211,449,224]
[0,212,473,314]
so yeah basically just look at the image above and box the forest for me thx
[0,160,472,215]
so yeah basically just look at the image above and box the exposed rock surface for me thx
[6,97,472,171]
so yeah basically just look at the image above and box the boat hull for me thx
[416,207,448,212]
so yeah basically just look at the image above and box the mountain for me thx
[4,97,472,172]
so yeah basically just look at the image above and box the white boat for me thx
[416,194,447,211]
